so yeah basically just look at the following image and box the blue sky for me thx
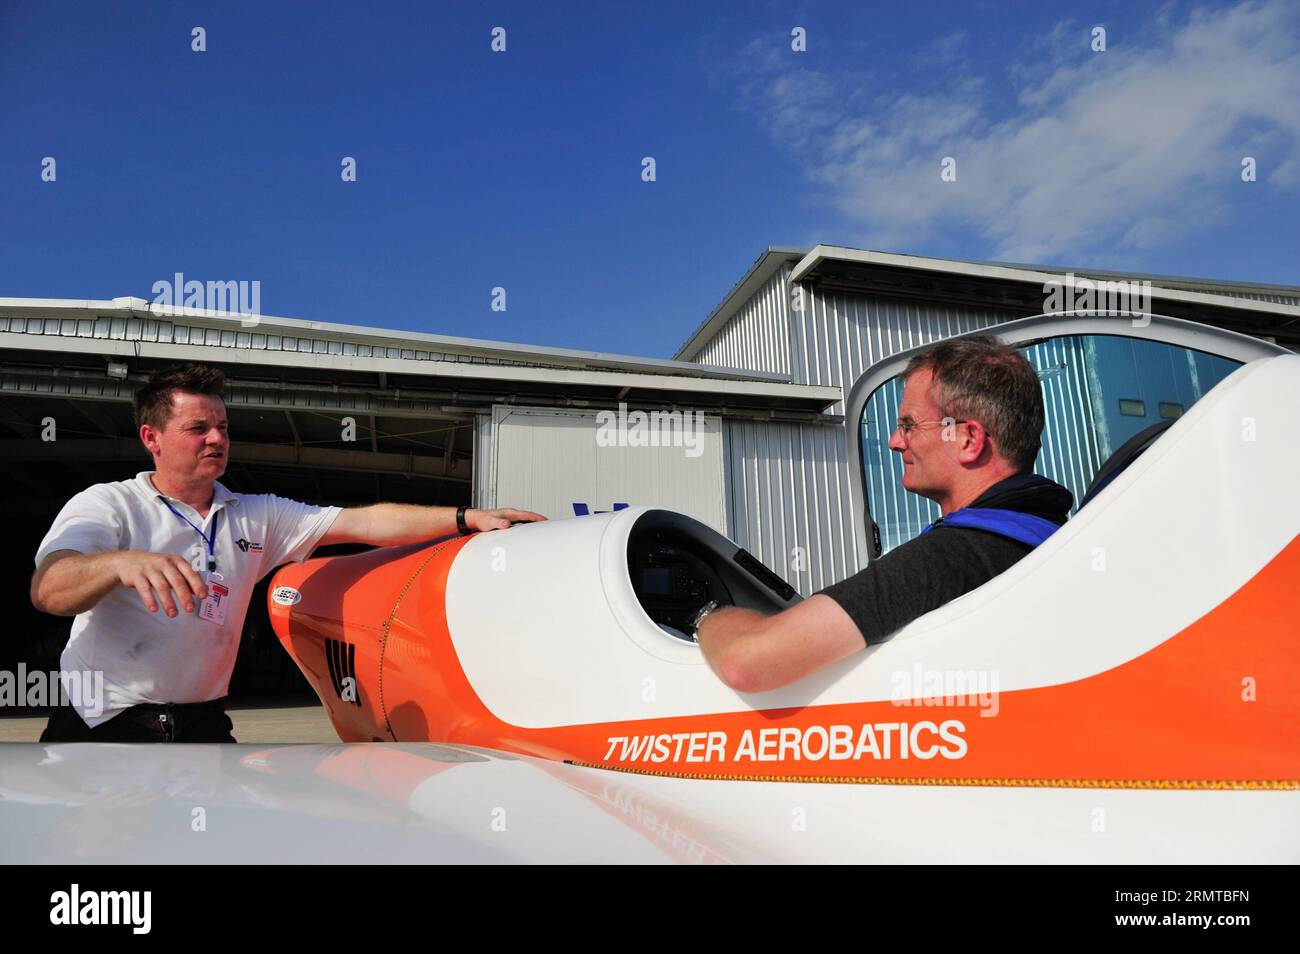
[2,0,1297,359]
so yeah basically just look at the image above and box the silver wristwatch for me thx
[688,600,721,641]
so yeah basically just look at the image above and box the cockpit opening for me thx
[626,510,800,642]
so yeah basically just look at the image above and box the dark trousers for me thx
[39,697,237,743]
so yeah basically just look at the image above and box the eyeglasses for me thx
[893,418,968,438]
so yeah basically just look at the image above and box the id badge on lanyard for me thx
[165,501,231,625]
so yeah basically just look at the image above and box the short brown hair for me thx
[903,335,1044,472]
[134,364,227,431]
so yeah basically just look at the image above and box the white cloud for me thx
[734,1,1300,262]
[921,30,970,67]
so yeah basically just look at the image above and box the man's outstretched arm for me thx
[319,504,545,548]
[695,595,864,693]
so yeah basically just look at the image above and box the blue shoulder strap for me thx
[920,508,1061,548]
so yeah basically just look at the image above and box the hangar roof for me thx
[0,296,841,417]
[675,245,1300,359]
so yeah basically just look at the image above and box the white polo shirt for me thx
[34,471,342,727]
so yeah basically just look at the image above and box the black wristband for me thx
[456,505,471,535]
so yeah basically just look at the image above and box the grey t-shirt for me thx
[819,474,1074,644]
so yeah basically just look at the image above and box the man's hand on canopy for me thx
[467,508,546,532]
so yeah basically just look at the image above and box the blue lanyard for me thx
[163,500,220,571]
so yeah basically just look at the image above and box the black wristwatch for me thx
[456,505,472,535]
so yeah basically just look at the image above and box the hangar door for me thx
[485,405,726,532]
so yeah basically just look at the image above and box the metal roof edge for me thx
[788,246,1300,316]
[672,246,807,361]
[958,258,1300,297]
[0,296,793,385]
[0,330,843,410]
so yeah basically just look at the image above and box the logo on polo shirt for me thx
[235,537,263,553]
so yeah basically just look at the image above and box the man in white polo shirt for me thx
[30,363,544,742]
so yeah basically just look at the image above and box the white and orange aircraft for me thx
[5,312,1297,863]
[256,312,1299,862]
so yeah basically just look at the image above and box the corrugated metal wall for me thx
[722,418,858,595]
[1026,336,1105,515]
[692,268,793,375]
[791,286,1017,412]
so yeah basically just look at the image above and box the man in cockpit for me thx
[694,335,1073,692]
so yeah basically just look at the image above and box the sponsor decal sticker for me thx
[271,586,302,606]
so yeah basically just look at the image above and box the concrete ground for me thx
[0,696,339,743]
